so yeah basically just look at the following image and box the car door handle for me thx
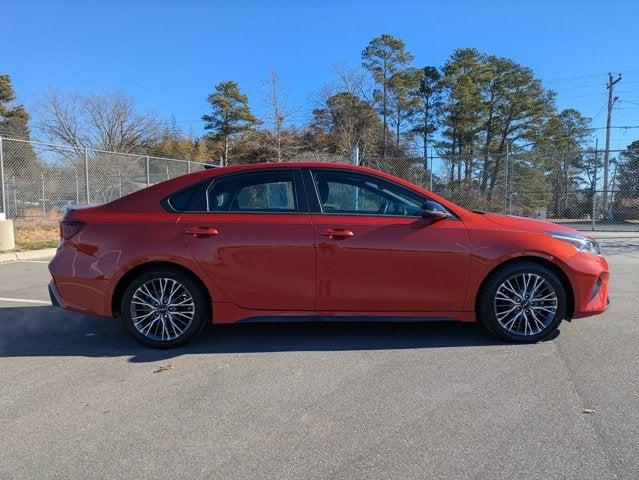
[184,226,219,237]
[320,228,354,239]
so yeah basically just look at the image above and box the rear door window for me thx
[207,170,299,212]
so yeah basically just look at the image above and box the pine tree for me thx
[362,35,413,158]
[0,74,30,139]
[202,81,260,166]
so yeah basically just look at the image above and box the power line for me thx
[554,82,607,91]
[545,70,639,83]
[590,101,608,121]
[561,90,638,99]
[591,125,639,130]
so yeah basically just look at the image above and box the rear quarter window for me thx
[166,183,207,212]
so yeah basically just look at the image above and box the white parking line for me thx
[0,297,51,305]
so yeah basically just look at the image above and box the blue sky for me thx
[2,0,638,151]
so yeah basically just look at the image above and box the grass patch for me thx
[13,225,59,251]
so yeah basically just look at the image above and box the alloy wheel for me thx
[493,273,558,336]
[129,277,195,341]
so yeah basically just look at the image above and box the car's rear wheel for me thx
[121,268,208,349]
[477,262,567,343]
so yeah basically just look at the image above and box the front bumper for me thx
[565,252,610,319]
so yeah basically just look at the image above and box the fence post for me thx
[84,147,90,204]
[350,147,359,166]
[429,147,434,191]
[0,136,5,215]
[75,169,79,204]
[187,160,191,174]
[503,143,509,214]
[145,156,150,186]
[41,172,46,216]
[12,176,17,216]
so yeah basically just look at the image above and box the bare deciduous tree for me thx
[261,70,301,161]
[34,88,167,153]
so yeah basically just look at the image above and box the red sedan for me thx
[48,163,609,348]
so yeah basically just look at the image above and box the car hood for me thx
[481,213,582,235]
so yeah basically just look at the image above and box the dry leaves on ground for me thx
[153,363,174,373]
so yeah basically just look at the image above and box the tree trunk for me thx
[422,100,429,168]
[382,78,387,159]
[487,112,514,200]
[481,95,495,192]
[276,121,282,162]
[223,135,229,167]
[396,102,401,148]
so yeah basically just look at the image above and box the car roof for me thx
[204,161,377,174]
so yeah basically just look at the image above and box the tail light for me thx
[59,220,85,240]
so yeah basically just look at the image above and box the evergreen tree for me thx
[618,141,639,198]
[410,66,443,163]
[202,81,260,166]
[388,67,420,150]
[308,92,381,156]
[0,74,30,139]
[362,35,413,158]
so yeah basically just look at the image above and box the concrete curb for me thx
[0,248,57,263]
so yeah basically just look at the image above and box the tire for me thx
[121,267,208,349]
[477,261,567,343]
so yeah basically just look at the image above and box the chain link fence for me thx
[0,137,637,247]
[356,149,638,232]
[0,137,214,246]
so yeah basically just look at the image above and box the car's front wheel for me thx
[477,261,567,343]
[121,267,208,348]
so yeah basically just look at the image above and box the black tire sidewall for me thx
[479,262,567,343]
[121,268,208,349]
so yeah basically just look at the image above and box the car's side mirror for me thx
[420,201,450,220]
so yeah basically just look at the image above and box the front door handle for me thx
[320,228,354,239]
[184,226,219,237]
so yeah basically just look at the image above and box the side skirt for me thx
[237,315,460,324]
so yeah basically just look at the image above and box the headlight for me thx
[550,232,601,255]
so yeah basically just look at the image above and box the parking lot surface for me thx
[1,238,638,479]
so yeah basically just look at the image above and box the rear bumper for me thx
[48,282,60,307]
[48,243,120,317]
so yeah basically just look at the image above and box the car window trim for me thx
[304,167,458,219]
[162,179,210,213]
[202,168,309,215]
[163,168,310,214]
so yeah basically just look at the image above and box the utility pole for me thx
[591,138,598,231]
[603,73,621,217]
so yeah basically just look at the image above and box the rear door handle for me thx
[184,226,219,237]
[320,228,354,239]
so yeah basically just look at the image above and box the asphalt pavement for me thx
[1,238,638,479]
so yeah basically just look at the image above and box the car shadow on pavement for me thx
[0,306,557,363]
